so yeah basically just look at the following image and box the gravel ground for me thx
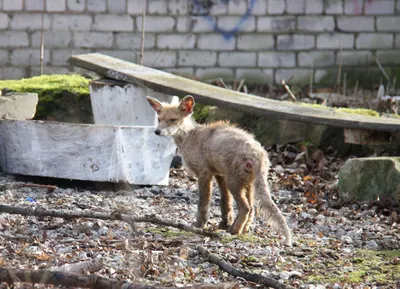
[0,145,399,289]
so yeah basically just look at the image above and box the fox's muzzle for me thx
[155,129,161,135]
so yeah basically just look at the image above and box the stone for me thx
[339,157,400,203]
[0,92,38,120]
[365,240,380,250]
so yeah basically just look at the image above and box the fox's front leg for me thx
[193,173,213,229]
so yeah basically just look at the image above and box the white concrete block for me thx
[89,79,179,126]
[0,119,176,185]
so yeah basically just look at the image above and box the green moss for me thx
[221,233,275,245]
[0,74,90,95]
[299,102,381,118]
[193,103,212,123]
[336,107,380,117]
[145,227,195,238]
[298,102,331,109]
[0,74,90,119]
[305,250,400,284]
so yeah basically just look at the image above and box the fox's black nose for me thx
[155,129,161,135]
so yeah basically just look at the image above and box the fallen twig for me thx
[0,204,220,239]
[0,232,29,241]
[134,214,220,238]
[354,79,359,97]
[135,195,190,201]
[309,66,313,97]
[22,183,57,193]
[0,267,237,289]
[281,79,297,102]
[218,78,229,89]
[343,72,347,97]
[336,46,342,94]
[236,79,245,92]
[325,45,342,106]
[197,246,295,289]
[243,84,248,94]
[374,54,393,91]
[392,77,397,95]
[215,79,223,87]
[52,258,104,274]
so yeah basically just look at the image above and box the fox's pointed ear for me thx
[146,96,163,114]
[179,95,195,114]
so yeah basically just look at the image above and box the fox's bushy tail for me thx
[254,161,292,246]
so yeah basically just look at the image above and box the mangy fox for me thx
[146,95,292,246]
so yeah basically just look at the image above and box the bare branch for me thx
[236,79,245,92]
[197,246,295,289]
[281,79,297,102]
[0,204,220,239]
[0,267,237,289]
[52,258,104,274]
[374,54,392,89]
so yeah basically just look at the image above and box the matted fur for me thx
[146,95,292,246]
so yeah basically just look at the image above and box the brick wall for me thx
[1,0,400,85]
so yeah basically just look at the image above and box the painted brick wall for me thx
[1,0,400,85]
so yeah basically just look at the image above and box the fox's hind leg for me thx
[226,179,251,235]
[193,173,213,229]
[242,184,255,233]
[215,175,233,229]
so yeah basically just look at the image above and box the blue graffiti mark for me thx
[192,0,256,40]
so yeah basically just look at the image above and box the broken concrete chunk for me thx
[338,157,400,204]
[0,92,38,120]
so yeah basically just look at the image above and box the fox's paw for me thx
[241,225,252,234]
[218,220,232,230]
[281,234,293,247]
[226,225,242,235]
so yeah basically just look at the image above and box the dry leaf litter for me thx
[0,144,399,289]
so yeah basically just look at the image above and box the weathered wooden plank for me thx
[89,78,179,126]
[69,53,400,133]
[0,120,176,185]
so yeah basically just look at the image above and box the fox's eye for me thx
[157,118,160,122]
[170,118,178,122]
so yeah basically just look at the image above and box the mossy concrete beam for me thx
[0,74,92,123]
